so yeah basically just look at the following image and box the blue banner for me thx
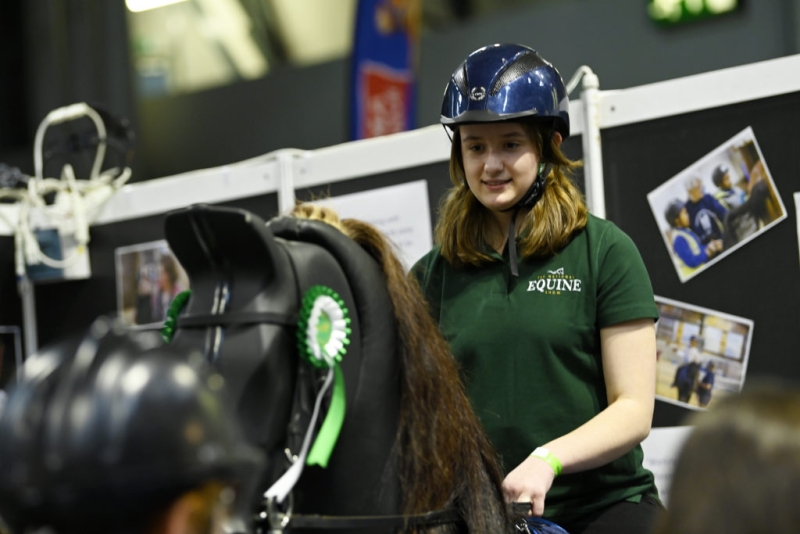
[350,0,419,140]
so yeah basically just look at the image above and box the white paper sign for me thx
[641,426,693,507]
[313,180,433,270]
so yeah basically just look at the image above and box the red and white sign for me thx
[358,62,413,139]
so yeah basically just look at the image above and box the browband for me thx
[177,311,298,328]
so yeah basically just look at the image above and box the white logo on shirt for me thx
[527,267,582,295]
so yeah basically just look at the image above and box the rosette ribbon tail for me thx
[306,361,346,467]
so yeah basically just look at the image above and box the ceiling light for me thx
[126,0,189,13]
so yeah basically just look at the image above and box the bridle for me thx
[259,499,534,532]
[260,496,466,532]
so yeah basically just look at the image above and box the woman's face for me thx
[459,122,541,216]
[678,207,690,228]
[158,265,172,292]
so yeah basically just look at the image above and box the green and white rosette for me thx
[264,285,351,504]
[298,285,350,466]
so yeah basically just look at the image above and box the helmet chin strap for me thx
[504,163,551,277]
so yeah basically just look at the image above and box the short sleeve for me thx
[596,224,659,328]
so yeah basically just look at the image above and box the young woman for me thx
[411,43,661,534]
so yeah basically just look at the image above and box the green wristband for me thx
[530,447,562,477]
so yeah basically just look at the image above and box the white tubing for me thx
[277,149,307,215]
[579,70,607,219]
[33,103,107,183]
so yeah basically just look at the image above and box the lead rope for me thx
[264,365,336,502]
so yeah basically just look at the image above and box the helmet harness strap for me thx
[502,121,555,277]
[504,162,550,277]
[442,123,453,143]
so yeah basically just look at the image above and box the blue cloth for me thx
[524,517,571,534]
[714,187,746,210]
[701,369,716,387]
[685,195,727,243]
[670,228,708,268]
[697,369,716,405]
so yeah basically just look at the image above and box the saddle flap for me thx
[164,204,300,450]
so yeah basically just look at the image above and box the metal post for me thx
[276,150,299,215]
[580,70,607,219]
[18,275,38,359]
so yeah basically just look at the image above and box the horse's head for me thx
[163,204,403,521]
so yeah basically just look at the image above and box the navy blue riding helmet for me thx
[665,198,685,227]
[712,164,729,187]
[441,43,570,276]
[440,43,570,137]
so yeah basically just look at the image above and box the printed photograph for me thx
[647,126,786,283]
[116,240,189,328]
[655,296,754,411]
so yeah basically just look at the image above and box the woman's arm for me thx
[502,318,657,515]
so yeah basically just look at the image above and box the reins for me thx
[260,496,534,532]
[261,505,465,532]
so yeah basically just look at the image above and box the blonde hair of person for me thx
[436,120,588,267]
[149,482,229,534]
[653,380,800,534]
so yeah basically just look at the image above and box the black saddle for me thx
[164,204,402,521]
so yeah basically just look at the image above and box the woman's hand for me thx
[705,239,723,258]
[501,454,556,516]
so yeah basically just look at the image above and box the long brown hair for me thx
[436,120,589,267]
[291,204,511,532]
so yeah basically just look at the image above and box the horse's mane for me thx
[290,204,512,532]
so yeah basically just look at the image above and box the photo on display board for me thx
[647,126,787,283]
[115,240,189,329]
[655,296,754,411]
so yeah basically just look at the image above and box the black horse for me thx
[163,204,514,533]
[673,361,701,405]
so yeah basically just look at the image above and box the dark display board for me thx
[602,91,800,427]
[0,236,21,328]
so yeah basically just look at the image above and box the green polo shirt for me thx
[411,215,659,520]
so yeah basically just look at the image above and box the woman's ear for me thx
[553,131,563,147]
